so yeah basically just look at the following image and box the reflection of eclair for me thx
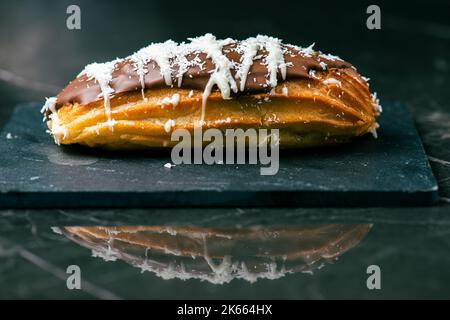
[62,225,371,284]
[42,34,381,149]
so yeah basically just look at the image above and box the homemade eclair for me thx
[41,34,381,149]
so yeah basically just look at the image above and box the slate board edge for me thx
[0,189,439,208]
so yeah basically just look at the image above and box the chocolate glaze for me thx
[53,40,351,116]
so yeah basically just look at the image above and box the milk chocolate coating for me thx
[54,42,351,114]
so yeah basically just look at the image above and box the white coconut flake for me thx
[40,96,55,115]
[371,92,382,114]
[256,35,286,88]
[189,34,238,123]
[323,78,342,86]
[164,119,175,133]
[105,118,117,129]
[282,86,289,96]
[369,122,380,138]
[79,59,121,124]
[41,97,68,145]
[309,70,317,79]
[235,37,260,91]
[320,53,342,61]
[299,43,315,57]
[173,43,197,87]
[130,40,177,98]
[161,93,180,107]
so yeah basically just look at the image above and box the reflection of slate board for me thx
[0,102,439,208]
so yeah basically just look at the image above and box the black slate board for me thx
[0,102,439,208]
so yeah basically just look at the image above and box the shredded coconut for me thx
[299,43,315,57]
[130,40,177,98]
[256,35,287,88]
[323,78,341,86]
[235,37,260,91]
[41,97,68,145]
[371,92,382,114]
[369,122,380,138]
[189,34,238,123]
[320,53,342,61]
[79,60,121,124]
[164,119,176,133]
[161,93,180,107]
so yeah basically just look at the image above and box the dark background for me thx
[1,0,450,299]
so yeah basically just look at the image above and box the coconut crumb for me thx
[161,93,180,107]
[369,123,380,138]
[323,78,341,87]
[164,119,176,133]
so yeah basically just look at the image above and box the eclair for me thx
[41,34,381,149]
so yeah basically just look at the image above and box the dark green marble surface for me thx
[1,209,450,299]
[1,0,450,299]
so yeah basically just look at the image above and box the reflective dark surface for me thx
[1,209,450,299]
[1,0,450,299]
